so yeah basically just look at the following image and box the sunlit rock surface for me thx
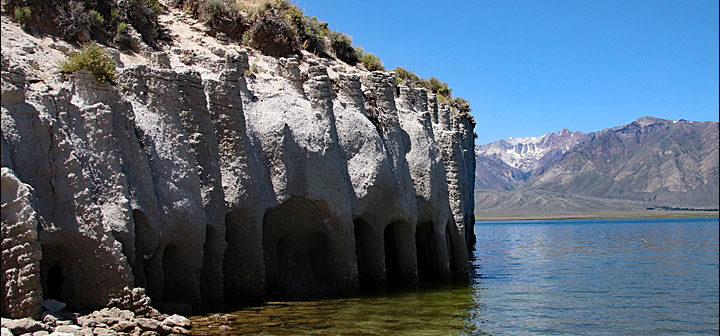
[0,12,475,315]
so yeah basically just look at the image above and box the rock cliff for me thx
[1,8,475,317]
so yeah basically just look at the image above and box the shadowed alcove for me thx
[445,223,456,279]
[161,245,184,303]
[353,218,382,290]
[262,197,339,299]
[383,222,404,287]
[445,220,468,281]
[45,263,65,301]
[131,209,152,288]
[223,208,263,305]
[416,221,442,283]
[40,245,67,303]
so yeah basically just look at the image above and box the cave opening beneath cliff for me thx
[201,224,223,306]
[131,209,152,288]
[45,262,65,301]
[416,221,442,283]
[353,218,376,290]
[40,245,68,304]
[446,222,456,280]
[161,245,185,303]
[223,208,263,306]
[384,222,404,287]
[263,197,337,299]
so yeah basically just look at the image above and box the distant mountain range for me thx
[475,128,587,190]
[475,117,719,217]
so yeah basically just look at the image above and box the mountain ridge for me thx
[475,117,719,216]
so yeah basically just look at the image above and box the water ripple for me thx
[190,217,719,335]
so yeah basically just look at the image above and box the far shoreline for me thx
[475,212,719,221]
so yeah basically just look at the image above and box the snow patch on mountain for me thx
[476,128,587,173]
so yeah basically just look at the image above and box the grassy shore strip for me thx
[475,211,719,221]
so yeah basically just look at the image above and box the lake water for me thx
[191,217,719,335]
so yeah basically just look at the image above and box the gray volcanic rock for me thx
[1,168,43,319]
[0,10,475,317]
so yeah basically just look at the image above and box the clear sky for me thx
[295,0,719,144]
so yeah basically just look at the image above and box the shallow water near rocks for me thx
[190,217,719,335]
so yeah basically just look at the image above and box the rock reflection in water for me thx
[190,285,485,335]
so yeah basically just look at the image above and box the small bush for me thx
[417,76,451,98]
[4,0,160,46]
[356,47,384,71]
[59,42,117,84]
[117,22,127,34]
[296,15,329,56]
[90,9,104,25]
[392,66,420,84]
[13,5,31,23]
[248,11,299,57]
[451,97,471,114]
[111,8,122,21]
[330,30,357,65]
[125,0,162,43]
[282,3,329,56]
[144,0,163,15]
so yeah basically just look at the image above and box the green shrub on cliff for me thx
[329,30,357,65]
[391,66,474,124]
[173,0,373,64]
[2,0,161,46]
[60,42,117,85]
[13,5,30,23]
[417,77,451,99]
[282,3,330,56]
[354,47,385,71]
[392,66,420,84]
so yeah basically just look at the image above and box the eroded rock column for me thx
[1,168,43,319]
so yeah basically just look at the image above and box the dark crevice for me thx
[45,263,65,301]
[383,223,403,287]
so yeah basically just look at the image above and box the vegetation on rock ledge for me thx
[2,0,474,125]
[59,42,117,85]
[392,66,475,124]
[1,0,162,46]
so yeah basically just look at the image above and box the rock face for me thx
[0,13,475,316]
[1,168,43,319]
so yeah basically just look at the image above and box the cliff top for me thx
[1,0,475,125]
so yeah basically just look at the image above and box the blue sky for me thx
[296,0,719,144]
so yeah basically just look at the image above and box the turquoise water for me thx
[191,217,719,335]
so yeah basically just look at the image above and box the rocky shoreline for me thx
[2,288,191,336]
[2,308,191,336]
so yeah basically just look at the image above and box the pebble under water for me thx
[190,217,719,335]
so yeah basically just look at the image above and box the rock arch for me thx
[262,197,345,298]
[416,221,445,283]
[353,218,384,290]
[383,221,417,287]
